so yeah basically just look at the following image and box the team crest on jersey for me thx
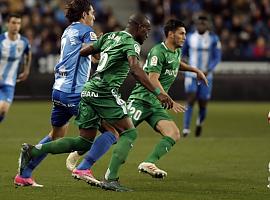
[150,56,158,66]
[90,32,97,40]
[134,44,140,55]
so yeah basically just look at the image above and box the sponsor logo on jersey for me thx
[81,91,98,97]
[165,69,178,77]
[134,44,141,55]
[90,32,97,41]
[150,56,158,66]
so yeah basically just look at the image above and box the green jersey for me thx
[129,42,182,106]
[85,31,141,95]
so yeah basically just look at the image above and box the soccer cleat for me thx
[18,143,33,175]
[72,169,100,187]
[14,174,43,187]
[195,126,202,137]
[182,129,190,137]
[66,151,81,171]
[138,162,167,178]
[100,178,133,192]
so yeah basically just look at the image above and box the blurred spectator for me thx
[137,0,270,61]
[0,0,123,73]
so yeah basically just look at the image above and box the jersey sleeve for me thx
[125,40,140,59]
[22,37,31,54]
[145,47,165,74]
[82,27,97,43]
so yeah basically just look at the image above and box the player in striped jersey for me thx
[182,14,221,137]
[15,0,117,187]
[0,13,31,123]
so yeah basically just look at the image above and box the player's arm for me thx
[17,51,31,83]
[80,44,100,56]
[128,56,173,109]
[180,61,208,86]
[208,36,221,73]
[149,72,186,113]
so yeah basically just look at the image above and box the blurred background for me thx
[0,0,269,101]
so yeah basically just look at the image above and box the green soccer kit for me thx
[128,42,182,128]
[75,31,141,129]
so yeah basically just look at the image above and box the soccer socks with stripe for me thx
[77,131,117,170]
[21,135,52,178]
[183,104,193,129]
[144,136,175,163]
[105,128,137,180]
[31,136,94,157]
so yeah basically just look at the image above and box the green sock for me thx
[31,136,93,157]
[145,136,175,163]
[105,128,137,180]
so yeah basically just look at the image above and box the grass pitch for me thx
[0,101,269,200]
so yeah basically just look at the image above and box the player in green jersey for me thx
[18,13,173,190]
[102,19,208,190]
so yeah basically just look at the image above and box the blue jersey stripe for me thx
[2,43,17,83]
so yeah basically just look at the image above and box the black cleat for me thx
[100,178,133,192]
[18,143,33,175]
[195,126,202,137]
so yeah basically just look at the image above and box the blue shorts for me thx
[51,90,81,127]
[0,84,15,103]
[184,76,213,100]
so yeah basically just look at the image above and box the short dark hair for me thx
[164,19,185,37]
[65,0,92,22]
[7,13,21,21]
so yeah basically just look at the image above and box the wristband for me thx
[153,88,161,96]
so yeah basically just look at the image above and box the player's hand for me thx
[16,72,29,83]
[156,93,174,109]
[172,101,186,113]
[196,70,208,86]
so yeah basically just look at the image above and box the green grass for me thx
[0,101,269,200]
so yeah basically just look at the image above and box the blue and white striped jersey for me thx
[0,32,30,86]
[182,30,221,79]
[53,22,97,93]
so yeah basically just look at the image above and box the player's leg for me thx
[17,91,77,181]
[183,77,197,136]
[75,121,118,171]
[103,99,148,183]
[0,85,15,122]
[138,109,179,178]
[0,101,10,122]
[196,78,213,137]
[102,117,137,192]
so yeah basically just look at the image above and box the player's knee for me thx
[166,128,180,142]
[173,128,181,141]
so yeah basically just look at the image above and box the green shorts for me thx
[127,98,173,130]
[75,89,129,129]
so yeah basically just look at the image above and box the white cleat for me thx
[138,162,167,178]
[66,151,81,171]
[182,129,190,137]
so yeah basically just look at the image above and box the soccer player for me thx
[182,14,221,137]
[14,0,117,187]
[102,19,208,191]
[18,13,173,190]
[0,13,31,123]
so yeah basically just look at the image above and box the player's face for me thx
[7,17,21,35]
[136,19,151,45]
[85,6,95,26]
[196,19,208,34]
[173,27,186,48]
